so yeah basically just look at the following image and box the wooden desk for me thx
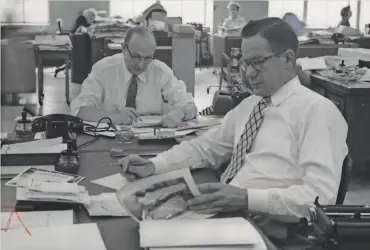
[1,150,278,250]
[36,47,71,105]
[310,74,370,166]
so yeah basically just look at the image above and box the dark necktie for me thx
[220,96,271,184]
[126,75,138,109]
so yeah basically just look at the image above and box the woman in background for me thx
[220,1,246,32]
[338,6,352,27]
[71,8,97,34]
[282,12,306,36]
[54,8,97,78]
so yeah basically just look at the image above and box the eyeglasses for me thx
[240,51,285,72]
[125,45,154,63]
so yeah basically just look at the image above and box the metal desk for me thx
[36,47,71,105]
[1,150,278,250]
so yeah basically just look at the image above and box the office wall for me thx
[213,0,269,32]
[48,1,110,31]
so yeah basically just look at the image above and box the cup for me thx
[115,128,135,144]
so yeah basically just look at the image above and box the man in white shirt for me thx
[70,26,197,127]
[119,18,348,230]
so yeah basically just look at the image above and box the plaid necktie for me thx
[220,96,271,184]
[126,75,138,109]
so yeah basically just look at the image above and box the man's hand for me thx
[118,154,156,181]
[112,107,139,125]
[161,109,185,128]
[187,183,248,214]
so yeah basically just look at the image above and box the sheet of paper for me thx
[2,223,107,250]
[151,247,252,250]
[139,218,266,248]
[91,173,128,190]
[6,167,85,187]
[132,115,162,128]
[85,193,128,216]
[297,57,327,71]
[137,129,198,140]
[1,137,66,154]
[1,165,55,178]
[1,210,73,230]
[16,187,90,204]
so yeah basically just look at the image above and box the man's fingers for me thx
[197,183,223,193]
[191,207,221,214]
[122,172,137,182]
[188,199,226,211]
[187,193,220,206]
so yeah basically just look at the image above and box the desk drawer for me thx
[326,92,346,114]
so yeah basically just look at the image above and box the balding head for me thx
[122,26,157,75]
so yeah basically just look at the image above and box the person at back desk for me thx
[70,26,197,128]
[220,1,247,32]
[71,8,97,34]
[338,5,352,27]
[118,18,348,241]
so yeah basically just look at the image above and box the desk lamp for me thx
[15,111,34,139]
[56,140,80,174]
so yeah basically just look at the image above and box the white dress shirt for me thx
[222,15,247,30]
[70,53,196,117]
[150,77,348,221]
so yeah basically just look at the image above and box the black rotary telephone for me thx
[32,114,84,143]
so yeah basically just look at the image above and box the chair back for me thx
[336,154,352,204]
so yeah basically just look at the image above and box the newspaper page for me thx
[5,167,85,187]
[116,168,213,222]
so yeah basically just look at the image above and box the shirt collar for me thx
[122,58,148,84]
[270,76,301,107]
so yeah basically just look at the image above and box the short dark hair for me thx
[341,6,350,18]
[123,25,155,46]
[241,18,298,57]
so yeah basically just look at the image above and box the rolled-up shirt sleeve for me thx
[160,69,197,120]
[70,65,104,116]
[247,100,348,219]
[150,108,237,174]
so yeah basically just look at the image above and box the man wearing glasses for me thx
[71,26,197,127]
[118,18,348,242]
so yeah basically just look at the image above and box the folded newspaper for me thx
[116,168,214,222]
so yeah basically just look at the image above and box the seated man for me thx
[118,18,348,241]
[70,26,197,127]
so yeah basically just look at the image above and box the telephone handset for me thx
[32,114,84,141]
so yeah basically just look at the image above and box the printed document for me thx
[1,210,73,230]
[85,193,128,216]
[140,217,267,250]
[91,173,128,190]
[6,167,85,187]
[2,223,107,250]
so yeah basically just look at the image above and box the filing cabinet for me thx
[310,74,370,167]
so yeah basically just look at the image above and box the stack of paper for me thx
[139,217,267,250]
[5,167,88,204]
[297,57,327,71]
[1,137,66,154]
[2,223,107,250]
[84,193,128,216]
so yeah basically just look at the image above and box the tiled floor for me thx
[2,67,370,205]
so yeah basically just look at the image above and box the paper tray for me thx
[1,153,60,166]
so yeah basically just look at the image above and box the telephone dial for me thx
[32,114,84,142]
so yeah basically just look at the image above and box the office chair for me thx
[54,18,71,78]
[336,154,352,205]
